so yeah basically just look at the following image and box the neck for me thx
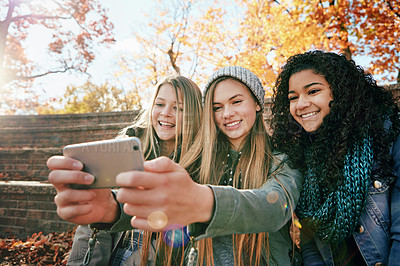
[229,139,243,151]
[159,139,176,156]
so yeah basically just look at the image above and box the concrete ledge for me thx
[0,181,55,194]
[0,122,132,133]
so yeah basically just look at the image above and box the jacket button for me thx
[374,180,382,189]
[358,225,365,234]
[375,263,383,266]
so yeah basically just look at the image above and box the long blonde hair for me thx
[180,77,273,265]
[120,75,202,161]
[119,75,202,266]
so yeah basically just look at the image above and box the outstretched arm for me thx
[115,154,303,237]
[190,153,303,238]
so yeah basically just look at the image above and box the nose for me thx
[160,105,173,117]
[296,95,311,110]
[222,105,234,119]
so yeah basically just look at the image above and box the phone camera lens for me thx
[133,145,139,150]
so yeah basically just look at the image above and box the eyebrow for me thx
[213,94,242,104]
[155,97,183,104]
[288,82,323,94]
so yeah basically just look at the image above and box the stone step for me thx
[0,110,138,129]
[0,122,132,148]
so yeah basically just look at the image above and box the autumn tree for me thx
[301,0,400,82]
[39,81,141,114]
[114,0,217,99]
[108,0,400,109]
[119,0,326,96]
[0,0,115,113]
[191,0,327,93]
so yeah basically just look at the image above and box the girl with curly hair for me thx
[270,50,400,265]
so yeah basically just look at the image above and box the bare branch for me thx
[386,1,400,19]
[167,48,181,74]
[11,14,72,22]
[273,0,292,16]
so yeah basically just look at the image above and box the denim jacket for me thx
[301,133,400,266]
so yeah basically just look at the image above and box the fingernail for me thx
[73,161,83,169]
[84,174,94,183]
[145,160,155,168]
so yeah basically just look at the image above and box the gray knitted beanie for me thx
[203,66,265,110]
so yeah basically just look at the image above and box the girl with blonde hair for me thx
[113,66,303,265]
[47,75,203,265]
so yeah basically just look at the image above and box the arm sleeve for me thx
[108,201,134,232]
[189,153,303,239]
[67,225,114,265]
[389,134,400,265]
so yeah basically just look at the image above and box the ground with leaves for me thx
[0,227,76,265]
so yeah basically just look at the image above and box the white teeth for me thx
[226,121,240,127]
[301,112,318,118]
[159,121,174,127]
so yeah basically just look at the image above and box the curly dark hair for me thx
[270,50,400,188]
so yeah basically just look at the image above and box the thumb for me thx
[144,156,187,173]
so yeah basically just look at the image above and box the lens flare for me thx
[163,225,190,247]
[147,211,168,230]
[266,191,279,203]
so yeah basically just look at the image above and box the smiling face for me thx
[213,79,261,149]
[288,69,333,132]
[151,83,183,144]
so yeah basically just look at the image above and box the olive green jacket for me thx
[67,152,303,265]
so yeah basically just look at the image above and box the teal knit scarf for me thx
[296,136,374,244]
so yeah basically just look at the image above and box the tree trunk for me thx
[0,2,17,87]
[0,2,16,72]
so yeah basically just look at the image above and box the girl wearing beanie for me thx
[270,50,400,265]
[113,66,303,265]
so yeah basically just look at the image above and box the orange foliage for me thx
[304,0,399,81]
[0,229,76,265]
[125,0,398,99]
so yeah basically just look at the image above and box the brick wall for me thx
[0,110,138,238]
[0,182,75,238]
[0,110,138,182]
[0,111,138,149]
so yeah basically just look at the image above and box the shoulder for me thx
[269,151,303,182]
[270,151,290,169]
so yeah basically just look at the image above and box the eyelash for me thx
[155,103,182,111]
[288,88,321,101]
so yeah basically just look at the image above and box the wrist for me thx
[101,192,120,224]
[196,184,215,223]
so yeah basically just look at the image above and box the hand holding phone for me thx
[63,137,144,189]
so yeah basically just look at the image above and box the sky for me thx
[21,0,388,108]
[28,0,154,100]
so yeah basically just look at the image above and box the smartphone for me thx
[63,137,144,189]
